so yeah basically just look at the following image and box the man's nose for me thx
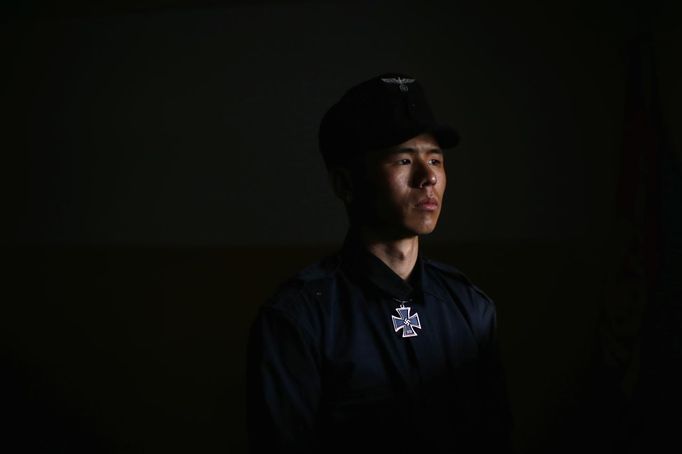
[414,161,437,188]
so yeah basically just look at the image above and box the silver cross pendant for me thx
[391,298,422,338]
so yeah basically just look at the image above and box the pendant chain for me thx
[392,297,412,308]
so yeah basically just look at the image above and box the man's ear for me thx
[329,167,354,204]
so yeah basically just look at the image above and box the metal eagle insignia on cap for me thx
[381,77,415,92]
[392,306,422,337]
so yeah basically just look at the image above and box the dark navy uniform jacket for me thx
[247,232,512,453]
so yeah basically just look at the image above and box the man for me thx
[247,73,512,453]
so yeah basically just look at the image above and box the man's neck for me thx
[359,228,419,281]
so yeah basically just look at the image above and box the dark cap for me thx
[318,73,459,169]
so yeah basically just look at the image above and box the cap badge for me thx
[381,77,415,92]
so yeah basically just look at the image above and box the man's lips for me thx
[415,197,439,210]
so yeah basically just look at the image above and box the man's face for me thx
[356,133,446,239]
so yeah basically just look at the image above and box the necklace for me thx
[391,297,422,338]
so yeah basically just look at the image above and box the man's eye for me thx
[429,159,442,166]
[398,159,411,165]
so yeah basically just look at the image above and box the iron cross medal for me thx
[391,298,422,338]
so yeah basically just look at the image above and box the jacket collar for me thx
[339,230,426,303]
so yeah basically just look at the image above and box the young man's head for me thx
[318,73,458,240]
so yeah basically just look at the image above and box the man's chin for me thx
[389,218,439,238]
[357,217,439,240]
[395,226,436,239]
[415,228,437,237]
[410,220,439,236]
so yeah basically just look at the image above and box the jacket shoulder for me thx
[264,253,340,312]
[423,257,468,280]
[422,257,494,304]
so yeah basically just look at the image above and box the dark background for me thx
[2,0,681,452]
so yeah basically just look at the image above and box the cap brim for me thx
[375,123,460,152]
[430,124,460,149]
